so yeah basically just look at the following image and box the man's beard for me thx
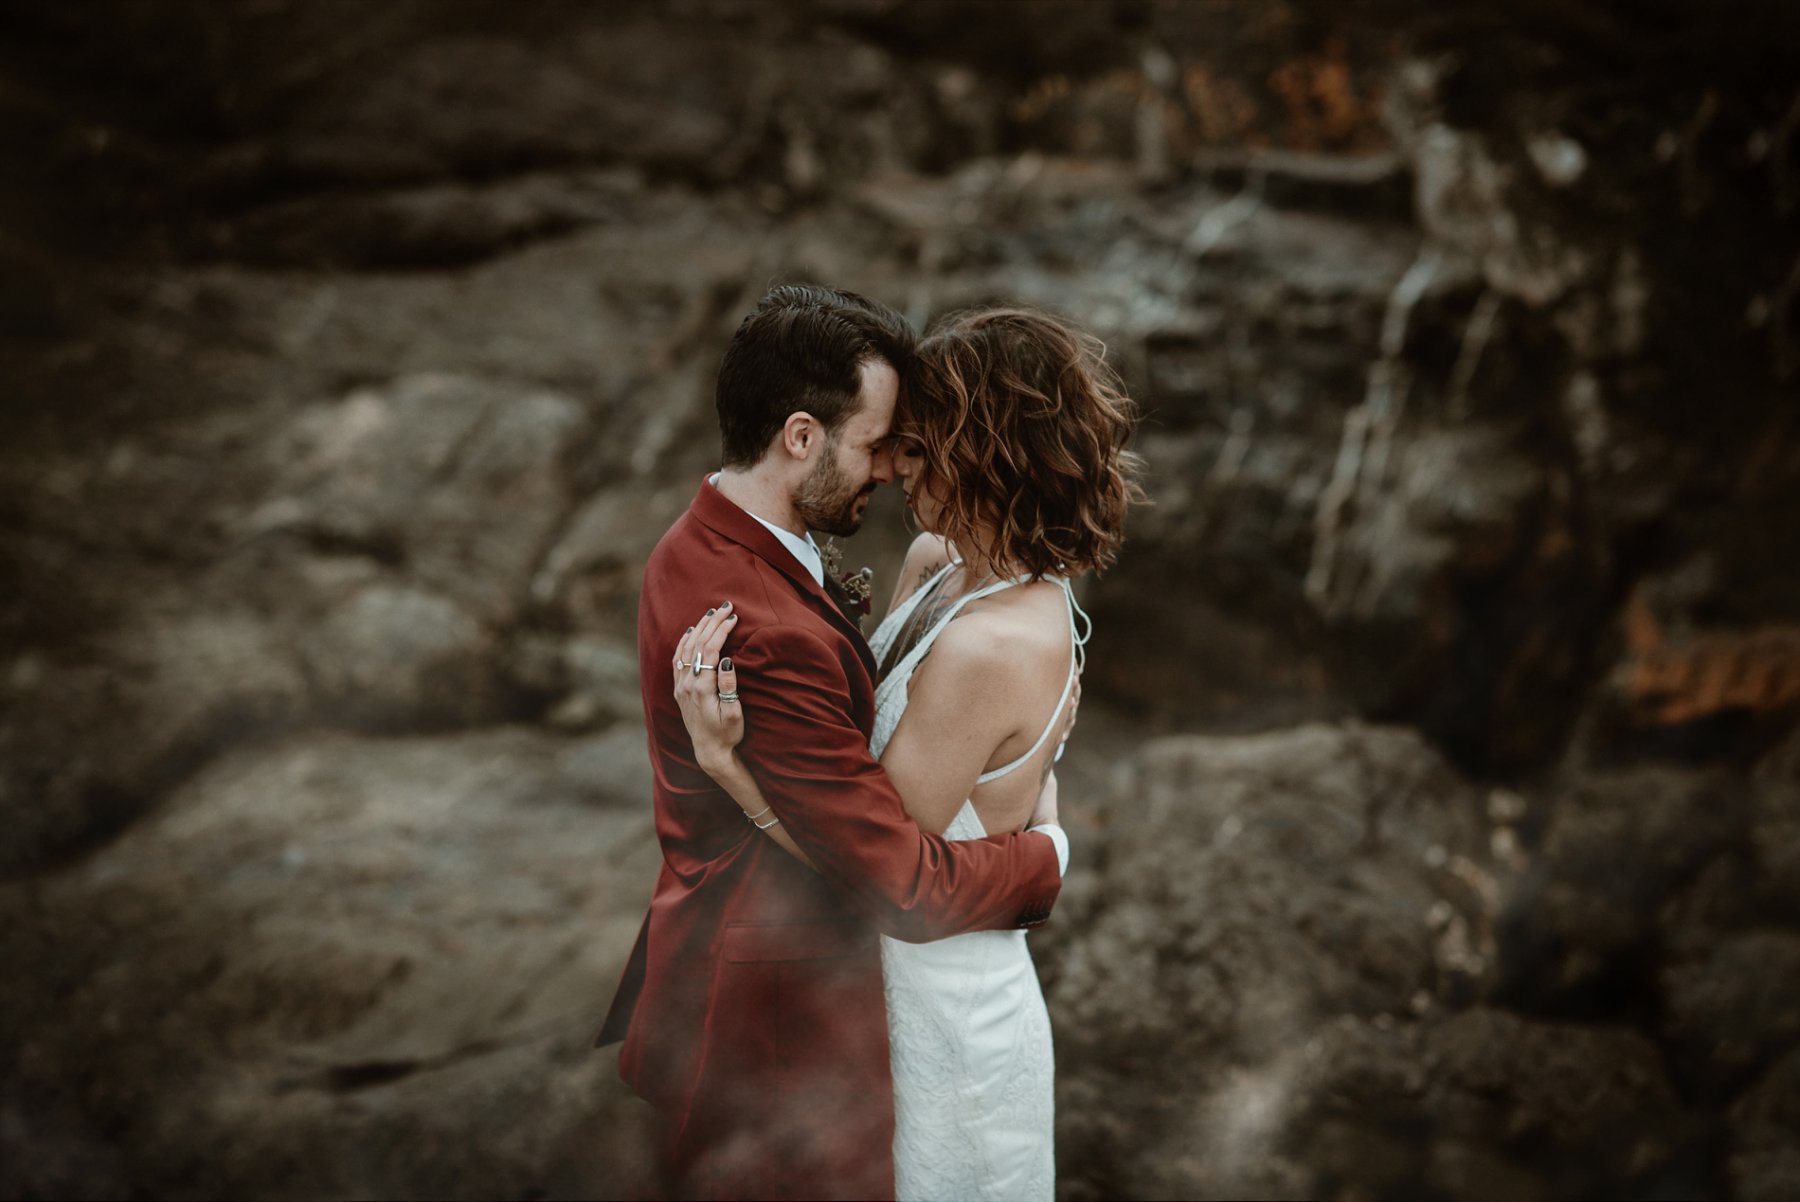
[794,442,874,537]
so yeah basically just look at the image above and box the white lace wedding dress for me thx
[867,564,1088,1202]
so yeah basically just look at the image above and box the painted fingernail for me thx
[720,657,733,671]
[686,626,693,634]
[706,608,715,616]
[720,601,732,610]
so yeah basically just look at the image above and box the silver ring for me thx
[692,660,715,675]
[718,690,740,702]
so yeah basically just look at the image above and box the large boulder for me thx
[1730,1044,1800,1202]
[0,606,310,874]
[0,725,662,1199]
[1662,930,1800,1102]
[1043,723,1716,1199]
[1289,1007,1699,1201]
[1045,723,1497,1198]
[245,373,589,624]
[1495,766,1742,1016]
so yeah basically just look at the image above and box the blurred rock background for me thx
[2,0,1797,1197]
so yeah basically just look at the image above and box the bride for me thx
[673,307,1141,1201]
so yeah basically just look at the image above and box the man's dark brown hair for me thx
[715,283,917,468]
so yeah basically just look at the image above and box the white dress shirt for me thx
[746,511,825,587]
[709,473,824,586]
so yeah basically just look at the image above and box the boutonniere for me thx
[820,539,875,620]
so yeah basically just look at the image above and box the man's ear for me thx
[780,412,819,462]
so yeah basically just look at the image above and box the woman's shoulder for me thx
[929,582,1071,685]
[903,532,955,578]
[886,533,956,611]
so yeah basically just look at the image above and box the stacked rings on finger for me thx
[718,690,740,702]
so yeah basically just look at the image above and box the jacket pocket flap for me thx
[722,921,866,963]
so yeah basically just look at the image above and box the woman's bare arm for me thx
[672,608,816,868]
[695,749,818,870]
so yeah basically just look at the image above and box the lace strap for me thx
[869,559,958,666]
[879,571,1025,693]
[973,578,1092,785]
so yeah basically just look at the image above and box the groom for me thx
[598,284,1067,1201]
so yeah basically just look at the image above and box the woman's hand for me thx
[672,601,741,774]
[671,605,817,870]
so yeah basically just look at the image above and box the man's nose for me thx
[871,443,896,483]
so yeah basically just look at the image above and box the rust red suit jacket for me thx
[598,478,1063,1201]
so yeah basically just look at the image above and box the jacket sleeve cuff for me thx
[1027,823,1069,877]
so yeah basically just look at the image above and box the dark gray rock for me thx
[0,727,662,1200]
[1730,1045,1800,1202]
[211,169,651,269]
[0,608,309,873]
[1662,929,1800,1100]
[304,583,497,729]
[1752,728,1800,920]
[1497,766,1743,1015]
[1282,1008,1698,1201]
[248,373,589,625]
[1046,723,1496,1199]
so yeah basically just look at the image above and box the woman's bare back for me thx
[874,534,1085,836]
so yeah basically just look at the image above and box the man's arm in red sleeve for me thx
[731,622,1062,942]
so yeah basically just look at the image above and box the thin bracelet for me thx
[744,804,774,825]
[753,813,781,831]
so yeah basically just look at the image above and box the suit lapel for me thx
[689,479,878,676]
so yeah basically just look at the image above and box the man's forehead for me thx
[859,358,899,397]
[851,359,899,432]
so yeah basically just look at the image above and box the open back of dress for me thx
[867,564,1087,1202]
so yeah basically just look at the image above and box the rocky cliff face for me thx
[2,1,1797,1198]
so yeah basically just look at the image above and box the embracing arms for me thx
[671,604,819,868]
[673,601,1066,832]
[668,605,1061,942]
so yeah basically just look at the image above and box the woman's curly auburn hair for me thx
[903,307,1146,580]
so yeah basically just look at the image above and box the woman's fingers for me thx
[673,600,728,677]
[681,602,732,674]
[668,602,746,760]
[698,602,736,670]
[713,650,744,745]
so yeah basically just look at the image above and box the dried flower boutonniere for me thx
[820,539,875,622]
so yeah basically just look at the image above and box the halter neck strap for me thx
[972,577,1090,784]
[875,566,1091,787]
[881,567,1027,687]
